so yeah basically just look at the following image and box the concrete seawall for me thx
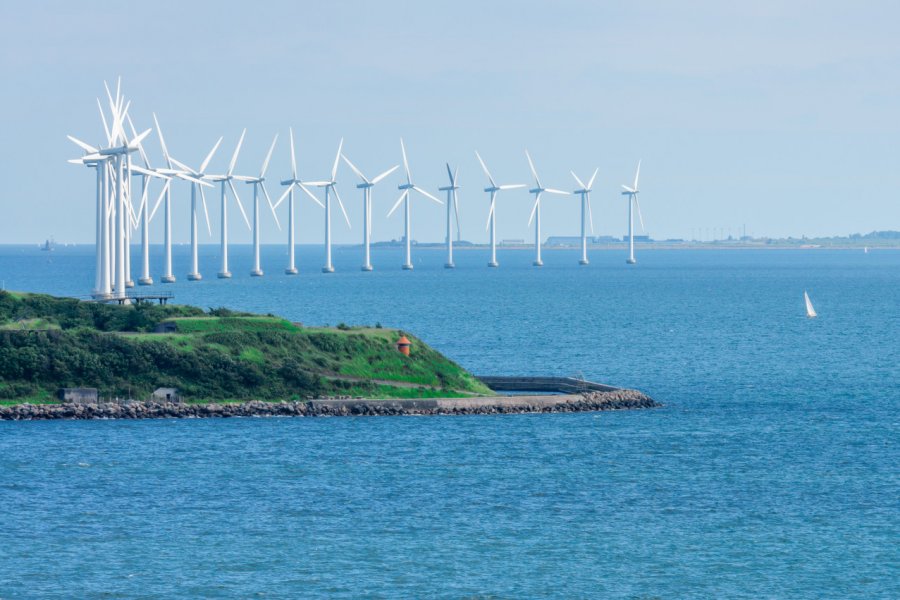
[0,390,659,421]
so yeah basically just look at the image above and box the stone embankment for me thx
[0,390,659,421]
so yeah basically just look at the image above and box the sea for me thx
[0,244,897,599]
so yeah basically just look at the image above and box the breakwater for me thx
[0,390,658,420]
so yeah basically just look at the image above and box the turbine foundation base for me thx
[187,273,202,281]
[138,277,154,286]
[488,261,499,268]
[444,262,455,269]
[125,280,135,288]
[626,258,637,265]
[161,275,176,284]
[322,266,334,274]
[285,267,298,275]
[361,265,373,272]
[402,264,414,271]
[579,259,589,266]
[250,269,263,277]
[533,260,543,267]
[217,271,232,279]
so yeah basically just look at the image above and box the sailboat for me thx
[804,291,817,318]
[864,246,869,254]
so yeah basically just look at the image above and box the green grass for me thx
[0,290,492,403]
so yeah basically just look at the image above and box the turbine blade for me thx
[128,128,152,150]
[498,184,526,190]
[289,127,297,180]
[275,184,292,210]
[485,196,495,232]
[227,129,246,176]
[474,151,495,187]
[298,183,325,208]
[149,179,170,222]
[260,134,278,177]
[262,182,281,231]
[152,113,172,168]
[587,167,599,189]
[453,189,461,239]
[371,164,399,184]
[333,185,351,228]
[96,98,111,146]
[199,136,223,173]
[199,185,212,236]
[400,138,411,183]
[545,188,570,195]
[621,184,635,193]
[635,196,645,232]
[331,138,343,182]
[633,159,641,190]
[341,153,367,182]
[127,114,151,169]
[586,195,594,234]
[67,135,97,154]
[525,149,541,188]
[453,166,459,187]
[446,162,454,184]
[228,178,251,230]
[528,194,540,226]
[388,190,407,217]
[412,185,443,204]
[570,170,586,189]
[170,157,196,174]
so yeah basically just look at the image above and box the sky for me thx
[1,0,898,245]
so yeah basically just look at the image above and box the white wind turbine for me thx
[475,151,526,267]
[571,167,599,265]
[242,134,282,277]
[167,135,223,281]
[208,130,252,278]
[303,139,351,274]
[151,113,214,283]
[341,152,398,271]
[438,163,461,269]
[621,160,644,265]
[274,128,324,275]
[388,139,443,270]
[525,150,569,267]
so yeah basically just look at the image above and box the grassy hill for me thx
[0,291,492,403]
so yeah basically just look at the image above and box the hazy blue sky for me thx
[1,0,898,244]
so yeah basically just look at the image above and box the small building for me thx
[152,387,181,403]
[154,321,177,334]
[58,388,99,403]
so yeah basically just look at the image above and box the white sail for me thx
[804,291,817,318]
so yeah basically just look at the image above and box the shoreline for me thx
[0,390,659,421]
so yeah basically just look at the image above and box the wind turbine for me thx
[341,152,398,271]
[571,168,599,265]
[389,139,443,270]
[208,129,252,278]
[303,139,351,274]
[167,136,223,281]
[274,128,324,275]
[621,160,644,265]
[151,113,214,283]
[241,134,282,277]
[475,151,526,267]
[438,164,461,268]
[525,150,569,267]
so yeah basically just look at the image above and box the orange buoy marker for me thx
[397,335,411,356]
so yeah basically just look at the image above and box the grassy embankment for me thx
[0,291,492,404]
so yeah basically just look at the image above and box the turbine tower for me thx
[475,151,525,267]
[275,128,324,275]
[438,164,461,269]
[208,130,252,278]
[389,139,442,270]
[242,134,282,277]
[525,150,569,267]
[341,152,398,271]
[303,139,351,274]
[571,168,598,265]
[621,160,644,265]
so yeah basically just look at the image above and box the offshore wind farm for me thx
[67,80,650,299]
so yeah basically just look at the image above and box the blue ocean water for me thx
[0,244,898,598]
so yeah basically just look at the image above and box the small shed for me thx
[154,321,177,334]
[58,388,99,403]
[152,387,181,403]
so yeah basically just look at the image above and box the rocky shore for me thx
[0,389,659,421]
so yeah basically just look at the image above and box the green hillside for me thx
[0,291,492,403]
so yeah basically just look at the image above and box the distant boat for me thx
[804,291,817,318]
[864,246,869,254]
[40,238,55,252]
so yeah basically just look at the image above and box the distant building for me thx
[58,388,98,403]
[152,387,181,403]
[500,239,525,246]
[623,235,652,243]
[593,236,621,243]
[546,236,582,247]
